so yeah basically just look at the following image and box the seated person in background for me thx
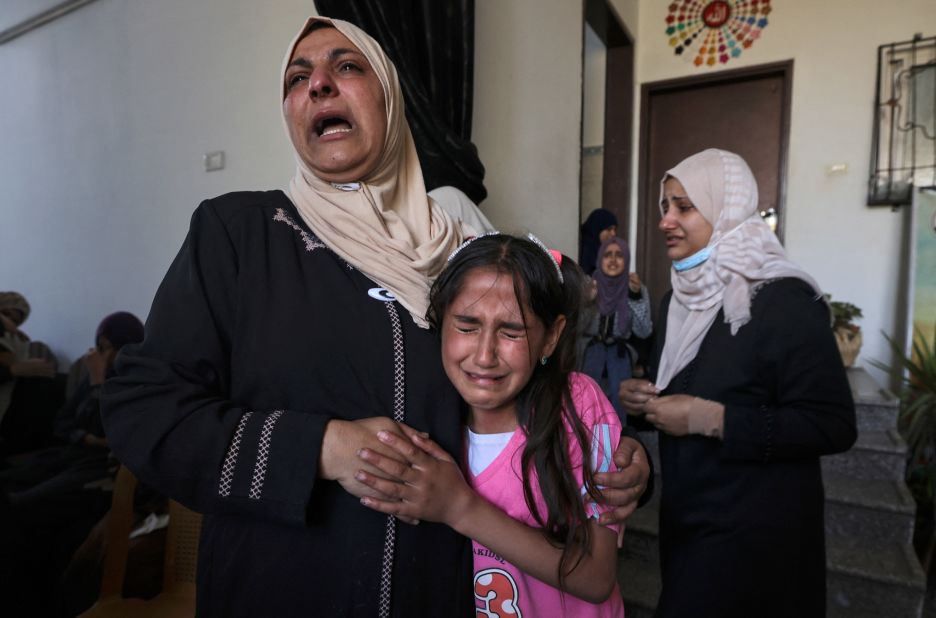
[580,237,652,424]
[0,292,58,452]
[53,312,145,450]
[0,311,144,617]
[0,291,33,350]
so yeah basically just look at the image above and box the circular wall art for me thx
[665,0,772,67]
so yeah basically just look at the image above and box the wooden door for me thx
[636,61,792,306]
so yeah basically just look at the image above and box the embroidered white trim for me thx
[249,410,284,500]
[273,208,326,252]
[378,302,406,618]
[387,303,405,423]
[219,411,253,497]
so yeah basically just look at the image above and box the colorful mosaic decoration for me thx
[665,0,772,67]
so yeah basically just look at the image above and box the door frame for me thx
[583,0,634,237]
[636,60,794,271]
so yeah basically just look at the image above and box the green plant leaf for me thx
[871,326,936,478]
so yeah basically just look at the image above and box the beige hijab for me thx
[654,149,822,390]
[281,17,466,328]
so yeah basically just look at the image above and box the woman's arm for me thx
[719,281,856,460]
[102,200,404,525]
[638,281,856,460]
[627,283,653,339]
[356,431,619,603]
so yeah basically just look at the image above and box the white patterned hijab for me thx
[654,149,822,390]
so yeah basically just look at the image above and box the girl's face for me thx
[599,242,626,278]
[440,267,565,432]
[659,177,713,260]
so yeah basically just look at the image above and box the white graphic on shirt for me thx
[474,567,522,617]
[368,287,396,302]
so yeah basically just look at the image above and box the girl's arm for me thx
[357,430,619,603]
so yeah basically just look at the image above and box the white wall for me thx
[474,0,640,251]
[0,0,315,364]
[633,0,935,386]
[473,0,585,256]
[7,0,928,388]
[582,24,606,149]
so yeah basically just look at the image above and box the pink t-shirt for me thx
[468,372,625,617]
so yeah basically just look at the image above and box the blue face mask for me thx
[671,224,744,272]
[672,246,712,271]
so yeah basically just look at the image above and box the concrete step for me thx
[617,550,660,618]
[824,474,917,548]
[828,605,918,618]
[823,428,908,482]
[623,474,918,558]
[827,535,926,617]
[848,367,900,432]
[622,484,660,564]
[619,538,927,617]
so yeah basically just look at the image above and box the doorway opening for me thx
[580,0,633,244]
[636,60,793,301]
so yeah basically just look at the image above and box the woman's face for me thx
[0,308,25,326]
[598,225,617,244]
[283,27,387,183]
[659,177,713,260]
[600,242,626,278]
[440,267,564,430]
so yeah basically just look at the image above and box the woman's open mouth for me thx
[315,115,353,137]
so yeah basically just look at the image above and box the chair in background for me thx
[78,466,201,618]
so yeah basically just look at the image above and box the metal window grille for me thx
[868,35,936,206]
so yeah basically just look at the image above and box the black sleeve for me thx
[620,425,655,507]
[720,282,857,462]
[101,201,328,526]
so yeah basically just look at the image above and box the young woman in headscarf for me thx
[580,236,652,423]
[102,17,651,617]
[620,149,856,617]
[579,208,618,275]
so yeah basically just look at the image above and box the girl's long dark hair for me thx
[429,234,601,590]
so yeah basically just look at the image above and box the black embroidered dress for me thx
[102,190,473,617]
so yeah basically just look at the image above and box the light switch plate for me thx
[204,151,225,172]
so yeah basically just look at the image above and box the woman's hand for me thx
[644,395,725,438]
[594,436,651,527]
[10,358,56,378]
[586,278,598,302]
[84,347,109,385]
[319,417,414,500]
[643,394,693,436]
[355,429,474,527]
[628,272,642,293]
[83,434,109,448]
[618,378,659,415]
[0,313,18,335]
